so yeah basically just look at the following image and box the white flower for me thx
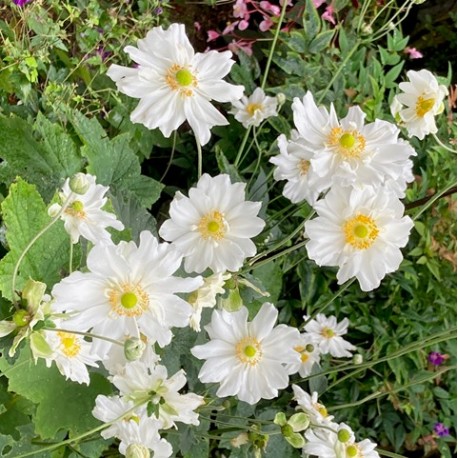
[92,395,172,457]
[107,23,243,146]
[292,385,334,425]
[304,422,380,458]
[188,272,231,331]
[51,231,203,356]
[269,131,325,205]
[292,91,416,191]
[230,87,278,128]
[392,69,448,139]
[303,314,356,358]
[48,173,124,245]
[111,361,204,429]
[191,303,301,405]
[286,332,321,377]
[304,185,413,292]
[43,323,101,385]
[159,174,265,274]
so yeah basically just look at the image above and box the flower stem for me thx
[410,181,457,221]
[234,126,252,168]
[69,239,74,274]
[432,133,457,154]
[44,327,124,347]
[196,139,203,179]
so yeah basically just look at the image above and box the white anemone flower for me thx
[43,322,101,385]
[304,185,413,292]
[48,173,124,245]
[92,395,172,457]
[304,422,380,458]
[292,385,334,425]
[229,87,278,128]
[159,174,265,274]
[107,23,244,146]
[51,231,203,356]
[392,69,448,140]
[286,332,321,377]
[191,303,301,405]
[269,131,326,205]
[303,314,356,358]
[292,91,416,191]
[111,361,204,429]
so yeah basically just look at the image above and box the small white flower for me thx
[292,385,334,425]
[43,322,101,385]
[392,69,448,139]
[304,185,413,292]
[188,272,231,331]
[51,231,203,356]
[111,361,204,429]
[303,314,356,358]
[48,173,124,245]
[159,174,265,274]
[269,131,325,205]
[107,23,243,146]
[230,87,278,128]
[292,91,416,192]
[287,332,321,377]
[191,303,301,405]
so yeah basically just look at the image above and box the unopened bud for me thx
[124,337,146,361]
[126,443,150,458]
[353,354,363,365]
[220,288,243,312]
[276,92,286,106]
[288,412,310,432]
[305,343,315,353]
[69,173,90,195]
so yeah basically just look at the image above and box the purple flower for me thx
[428,351,446,366]
[434,422,450,437]
[12,0,32,6]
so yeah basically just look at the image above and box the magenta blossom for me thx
[322,5,336,25]
[228,39,254,56]
[260,1,281,15]
[434,423,450,437]
[404,47,423,59]
[207,30,220,42]
[12,0,32,6]
[428,351,446,366]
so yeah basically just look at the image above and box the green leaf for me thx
[384,61,405,88]
[0,178,73,300]
[308,30,335,54]
[303,0,321,39]
[0,347,112,439]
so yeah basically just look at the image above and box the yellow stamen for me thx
[313,402,328,417]
[65,200,86,219]
[321,327,335,339]
[246,103,262,117]
[235,336,262,366]
[57,332,81,358]
[197,211,227,241]
[107,282,149,317]
[343,214,379,250]
[415,96,435,117]
[294,345,310,363]
[298,159,310,176]
[327,127,366,159]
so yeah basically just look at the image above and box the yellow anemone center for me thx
[321,327,335,339]
[235,336,262,366]
[165,64,196,97]
[415,96,435,117]
[343,214,379,250]
[298,159,310,176]
[107,283,149,317]
[314,402,328,417]
[197,211,227,241]
[57,332,81,358]
[294,345,310,363]
[327,127,366,159]
[246,103,262,117]
[65,200,86,218]
[346,444,360,458]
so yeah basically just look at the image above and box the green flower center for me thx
[343,214,379,250]
[198,211,227,241]
[339,133,356,149]
[207,221,220,233]
[121,292,138,309]
[244,345,257,357]
[346,444,359,457]
[236,337,262,365]
[321,327,335,338]
[338,429,352,443]
[175,69,194,86]
[71,200,84,212]
[13,309,30,327]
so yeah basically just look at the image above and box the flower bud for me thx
[69,173,90,195]
[276,92,286,106]
[288,412,310,432]
[12,309,30,327]
[220,288,243,312]
[124,337,146,361]
[126,443,150,458]
[353,354,363,365]
[48,203,61,217]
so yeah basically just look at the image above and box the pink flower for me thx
[207,30,220,41]
[228,40,254,56]
[223,21,238,35]
[260,1,281,15]
[233,0,250,19]
[239,19,250,30]
[194,21,201,31]
[313,0,327,7]
[321,5,336,25]
[259,17,274,32]
[404,47,423,59]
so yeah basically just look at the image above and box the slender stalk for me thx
[411,181,457,221]
[44,327,124,347]
[11,193,74,305]
[234,126,252,168]
[68,239,74,274]
[377,450,410,458]
[432,133,457,154]
[160,130,178,181]
[196,139,203,179]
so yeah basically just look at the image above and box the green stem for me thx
[377,450,410,458]
[411,181,457,221]
[234,126,252,168]
[432,133,457,154]
[69,239,74,274]
[11,193,74,305]
[356,0,374,34]
[44,327,124,347]
[196,139,203,179]
[160,130,178,181]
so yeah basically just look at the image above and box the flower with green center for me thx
[51,231,203,358]
[287,332,321,377]
[392,69,448,139]
[305,185,413,292]
[48,173,124,245]
[230,87,278,128]
[107,23,244,146]
[159,174,265,274]
[191,303,301,405]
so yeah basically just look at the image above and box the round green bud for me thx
[13,309,30,327]
[337,428,352,443]
[353,354,363,365]
[305,343,315,353]
[124,337,146,361]
[69,173,90,195]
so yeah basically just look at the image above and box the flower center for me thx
[415,96,435,117]
[165,64,197,97]
[298,159,310,176]
[246,103,262,117]
[107,282,149,317]
[294,345,310,363]
[197,211,227,241]
[327,127,366,159]
[313,402,328,418]
[65,200,86,219]
[346,444,360,458]
[343,214,379,250]
[235,336,262,366]
[338,429,352,443]
[57,331,81,358]
[321,327,335,339]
